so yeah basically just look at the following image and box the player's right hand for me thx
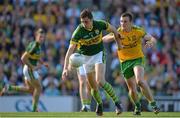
[32,64,41,70]
[62,69,68,81]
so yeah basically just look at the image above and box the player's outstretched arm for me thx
[62,44,76,80]
[108,24,122,49]
[102,33,114,43]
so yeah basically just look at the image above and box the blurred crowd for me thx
[0,0,180,111]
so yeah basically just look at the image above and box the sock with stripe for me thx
[9,85,22,91]
[91,89,102,104]
[102,82,119,103]
[82,99,91,109]
[32,94,39,112]
[32,103,37,112]
[149,101,157,109]
[134,101,141,110]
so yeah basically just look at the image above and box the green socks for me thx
[91,89,102,104]
[135,101,141,110]
[82,99,91,106]
[102,82,119,103]
[9,85,21,91]
[32,103,37,112]
[150,101,157,108]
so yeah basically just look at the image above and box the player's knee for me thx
[97,80,104,87]
[35,85,42,94]
[137,80,145,87]
[96,80,101,86]
[96,79,106,87]
[79,79,86,87]
[29,88,34,94]
[25,86,33,93]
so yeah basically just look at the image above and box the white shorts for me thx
[82,51,105,73]
[23,65,39,80]
[77,66,86,76]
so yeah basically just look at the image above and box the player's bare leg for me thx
[0,80,34,96]
[86,79,92,103]
[78,74,91,112]
[30,79,42,112]
[95,63,122,115]
[125,78,141,115]
[0,79,42,112]
[134,66,160,114]
[86,72,103,116]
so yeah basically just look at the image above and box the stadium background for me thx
[0,0,179,112]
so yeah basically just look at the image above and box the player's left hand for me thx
[145,40,154,48]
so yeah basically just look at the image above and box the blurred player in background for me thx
[103,12,160,115]
[62,9,122,116]
[0,28,48,112]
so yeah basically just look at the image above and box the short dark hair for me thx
[36,28,45,34]
[121,12,133,22]
[80,8,93,19]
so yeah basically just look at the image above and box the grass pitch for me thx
[0,112,180,118]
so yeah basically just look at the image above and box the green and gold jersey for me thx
[26,41,42,66]
[70,20,110,56]
[117,25,146,62]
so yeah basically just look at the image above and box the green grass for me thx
[0,112,180,118]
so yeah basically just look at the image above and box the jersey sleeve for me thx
[98,20,111,31]
[70,26,81,44]
[134,25,147,38]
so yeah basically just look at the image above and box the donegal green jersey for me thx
[26,41,42,66]
[70,20,110,56]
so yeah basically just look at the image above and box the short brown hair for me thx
[36,28,45,34]
[80,8,93,19]
[121,12,133,22]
